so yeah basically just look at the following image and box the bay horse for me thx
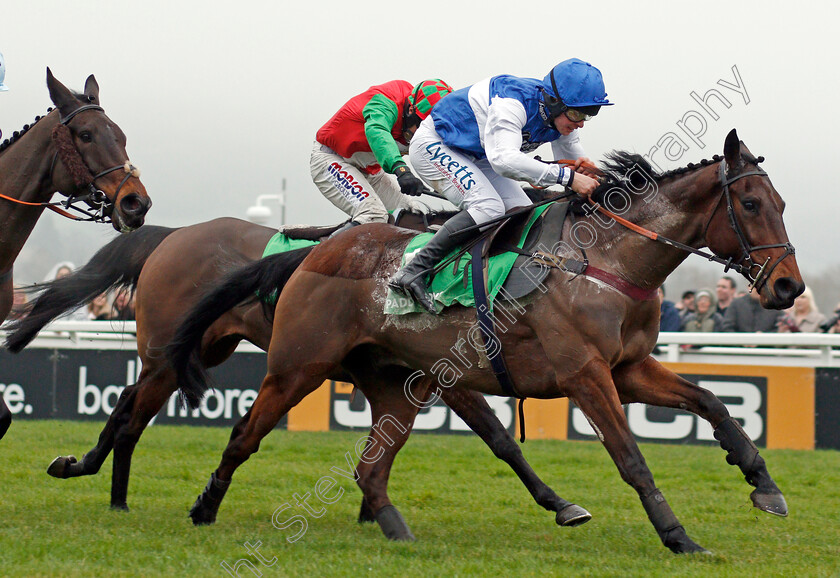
[170,130,804,553]
[0,69,151,440]
[5,210,590,538]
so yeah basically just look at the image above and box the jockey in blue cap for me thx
[389,58,613,313]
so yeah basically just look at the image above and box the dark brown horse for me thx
[6,210,589,538]
[0,69,150,439]
[171,130,804,553]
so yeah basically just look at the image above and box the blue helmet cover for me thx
[544,58,611,108]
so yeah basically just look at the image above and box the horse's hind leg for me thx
[569,359,706,554]
[612,357,786,517]
[344,366,430,541]
[110,366,180,510]
[439,387,591,527]
[46,385,141,480]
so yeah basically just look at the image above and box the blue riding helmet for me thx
[542,58,612,119]
[0,52,8,92]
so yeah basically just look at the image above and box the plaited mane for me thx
[0,90,91,154]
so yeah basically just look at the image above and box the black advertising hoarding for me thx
[567,374,769,447]
[815,368,840,450]
[0,348,285,429]
[328,381,517,436]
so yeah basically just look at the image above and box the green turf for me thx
[0,421,838,577]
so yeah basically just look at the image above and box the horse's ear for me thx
[84,75,100,104]
[723,128,743,171]
[46,67,78,117]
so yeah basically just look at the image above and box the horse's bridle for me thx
[706,160,796,293]
[45,103,142,224]
[587,157,795,294]
[0,104,139,223]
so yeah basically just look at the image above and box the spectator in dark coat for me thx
[721,289,781,332]
[658,286,681,332]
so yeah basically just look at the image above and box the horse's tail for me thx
[167,245,316,410]
[4,225,178,353]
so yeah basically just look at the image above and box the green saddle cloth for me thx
[261,232,320,258]
[258,233,320,304]
[385,204,550,315]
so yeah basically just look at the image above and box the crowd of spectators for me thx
[4,262,135,326]
[659,275,840,334]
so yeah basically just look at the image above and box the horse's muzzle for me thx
[114,193,151,231]
[761,277,805,310]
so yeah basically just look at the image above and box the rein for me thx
[556,159,795,293]
[0,104,141,224]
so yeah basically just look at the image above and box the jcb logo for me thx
[329,381,516,435]
[569,376,767,446]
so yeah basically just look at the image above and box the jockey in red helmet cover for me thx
[311,79,453,233]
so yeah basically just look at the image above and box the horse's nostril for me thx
[773,277,805,303]
[120,193,149,216]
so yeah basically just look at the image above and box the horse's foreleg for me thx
[612,357,786,516]
[439,387,591,527]
[46,385,140,480]
[0,397,10,441]
[0,277,13,441]
[570,359,706,554]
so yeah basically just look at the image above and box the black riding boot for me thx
[388,210,477,314]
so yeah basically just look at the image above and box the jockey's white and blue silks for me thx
[408,74,589,224]
[429,75,585,189]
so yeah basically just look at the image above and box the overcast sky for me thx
[1,0,838,285]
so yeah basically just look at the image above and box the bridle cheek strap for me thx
[718,162,795,293]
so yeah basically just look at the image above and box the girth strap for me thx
[501,245,658,302]
[470,239,527,442]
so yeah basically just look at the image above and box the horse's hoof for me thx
[751,489,788,517]
[374,505,415,541]
[189,498,217,526]
[664,527,709,554]
[110,502,129,512]
[358,498,375,524]
[555,504,592,527]
[46,455,77,479]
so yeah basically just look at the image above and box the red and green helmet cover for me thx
[408,79,453,120]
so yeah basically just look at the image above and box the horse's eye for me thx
[742,199,759,213]
[79,131,93,143]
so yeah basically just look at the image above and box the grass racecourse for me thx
[0,421,838,577]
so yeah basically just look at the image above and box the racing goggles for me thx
[564,108,595,123]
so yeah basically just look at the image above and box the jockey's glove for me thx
[394,164,429,197]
